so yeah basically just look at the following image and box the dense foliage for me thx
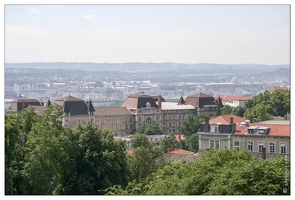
[106,148,290,195]
[137,122,164,135]
[244,90,290,122]
[5,105,129,195]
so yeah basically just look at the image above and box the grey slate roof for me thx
[184,92,218,108]
[10,99,41,112]
[54,95,88,115]
[121,93,159,109]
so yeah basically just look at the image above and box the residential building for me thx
[220,95,251,107]
[198,114,290,159]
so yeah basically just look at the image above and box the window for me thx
[104,118,107,123]
[269,142,275,153]
[146,117,152,123]
[90,119,93,124]
[258,142,264,153]
[64,120,69,126]
[119,117,122,122]
[280,143,287,154]
[210,140,215,148]
[215,140,220,148]
[247,141,253,152]
[97,118,101,124]
[234,141,240,151]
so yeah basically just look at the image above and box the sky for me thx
[4,4,291,65]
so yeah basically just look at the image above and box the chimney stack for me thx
[230,117,234,133]
[194,150,196,154]
[204,117,209,132]
[158,94,162,109]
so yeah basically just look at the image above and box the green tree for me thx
[223,105,233,114]
[232,106,247,117]
[244,104,274,122]
[128,147,156,183]
[5,107,47,194]
[185,133,199,152]
[137,122,163,135]
[215,106,221,117]
[55,123,129,194]
[130,133,151,149]
[108,148,289,195]
[270,90,290,117]
[181,116,204,138]
[159,133,180,153]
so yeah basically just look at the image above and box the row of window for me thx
[92,117,127,124]
[234,141,287,154]
[209,140,287,154]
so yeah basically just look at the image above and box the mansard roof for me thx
[177,96,185,105]
[121,92,159,109]
[184,92,217,108]
[54,95,88,115]
[10,99,41,112]
[86,100,95,112]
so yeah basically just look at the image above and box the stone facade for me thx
[198,114,290,159]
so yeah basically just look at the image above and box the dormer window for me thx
[146,102,151,108]
[258,129,265,135]
[248,129,255,134]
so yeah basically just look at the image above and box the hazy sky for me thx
[4,4,290,64]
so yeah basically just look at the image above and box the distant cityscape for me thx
[4,62,290,112]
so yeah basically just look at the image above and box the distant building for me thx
[219,95,251,107]
[7,92,223,137]
[198,114,290,159]
[267,86,289,93]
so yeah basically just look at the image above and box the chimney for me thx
[262,147,266,159]
[158,94,162,109]
[230,117,234,133]
[194,150,196,154]
[168,148,171,152]
[204,117,209,132]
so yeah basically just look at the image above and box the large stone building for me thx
[8,92,223,137]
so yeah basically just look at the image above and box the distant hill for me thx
[4,62,289,76]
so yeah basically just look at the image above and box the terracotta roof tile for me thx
[222,96,251,101]
[202,114,246,125]
[171,149,195,155]
[235,123,290,137]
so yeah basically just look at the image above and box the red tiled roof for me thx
[222,96,251,101]
[234,123,290,137]
[126,150,133,155]
[267,87,288,93]
[170,149,195,155]
[202,114,246,125]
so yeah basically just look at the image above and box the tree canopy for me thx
[244,90,290,122]
[181,116,204,138]
[5,105,130,195]
[137,122,163,135]
[106,148,290,195]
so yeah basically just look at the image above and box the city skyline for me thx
[4,3,290,65]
